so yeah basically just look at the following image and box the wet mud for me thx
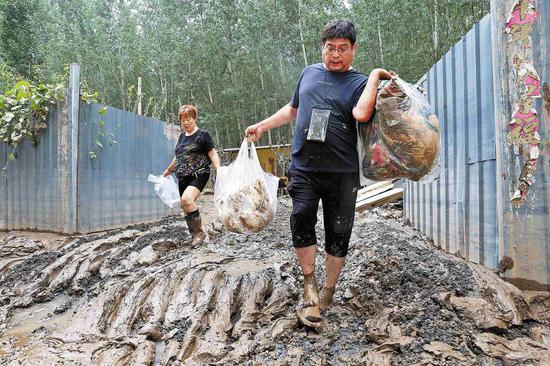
[1,196,549,365]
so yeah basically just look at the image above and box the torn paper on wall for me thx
[511,157,538,206]
[505,0,539,47]
[505,0,542,206]
[507,108,540,145]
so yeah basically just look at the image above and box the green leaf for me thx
[30,94,43,109]
[7,153,16,160]
[14,81,30,90]
[89,151,97,159]
[2,112,14,122]
[16,90,30,101]
[95,141,103,148]
[98,106,108,115]
[10,131,21,142]
[99,120,105,127]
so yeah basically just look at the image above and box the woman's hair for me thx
[321,19,357,45]
[178,104,198,120]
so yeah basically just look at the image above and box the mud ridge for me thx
[0,197,549,365]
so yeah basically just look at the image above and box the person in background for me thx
[163,104,221,247]
[245,19,394,327]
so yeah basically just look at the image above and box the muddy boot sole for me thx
[191,233,206,248]
[319,286,335,311]
[296,306,322,329]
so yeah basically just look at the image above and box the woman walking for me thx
[163,104,221,246]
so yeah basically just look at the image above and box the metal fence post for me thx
[68,63,80,233]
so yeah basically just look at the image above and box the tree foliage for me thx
[0,0,490,148]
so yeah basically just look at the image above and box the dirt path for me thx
[0,194,549,365]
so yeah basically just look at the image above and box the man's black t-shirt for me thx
[174,128,214,178]
[290,63,368,173]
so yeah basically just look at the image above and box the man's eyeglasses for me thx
[323,45,351,55]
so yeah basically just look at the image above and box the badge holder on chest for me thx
[307,105,331,141]
[307,69,333,142]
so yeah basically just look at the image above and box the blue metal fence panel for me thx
[405,14,499,269]
[1,100,179,233]
[77,102,179,233]
[0,106,71,232]
[0,138,7,228]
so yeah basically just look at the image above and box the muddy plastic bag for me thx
[214,139,279,234]
[148,174,181,208]
[358,78,440,182]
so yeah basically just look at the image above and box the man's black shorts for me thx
[287,167,359,257]
[178,173,210,196]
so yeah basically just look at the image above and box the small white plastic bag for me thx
[214,139,279,234]
[148,174,181,208]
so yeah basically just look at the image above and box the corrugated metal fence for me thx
[0,106,75,232]
[406,14,498,268]
[77,102,180,233]
[405,8,550,288]
[0,65,179,233]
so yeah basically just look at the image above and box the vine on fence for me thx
[0,80,63,168]
[0,71,106,173]
[88,106,118,159]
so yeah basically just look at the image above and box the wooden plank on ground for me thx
[356,182,394,203]
[356,184,395,204]
[357,181,393,197]
[355,188,404,212]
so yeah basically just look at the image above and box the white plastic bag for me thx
[148,174,181,208]
[214,139,279,234]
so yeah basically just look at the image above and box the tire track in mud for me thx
[0,197,549,365]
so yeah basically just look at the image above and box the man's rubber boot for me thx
[319,286,335,311]
[185,210,206,247]
[296,272,322,329]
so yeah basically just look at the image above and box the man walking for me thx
[245,19,394,327]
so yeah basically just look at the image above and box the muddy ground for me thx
[0,194,549,365]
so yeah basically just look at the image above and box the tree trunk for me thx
[207,79,220,146]
[433,0,439,62]
[137,77,142,116]
[256,53,273,146]
[222,98,231,147]
[377,22,385,68]
[278,52,287,88]
[298,0,308,67]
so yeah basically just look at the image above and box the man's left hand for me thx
[373,68,396,80]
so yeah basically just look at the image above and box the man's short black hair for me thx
[321,19,357,45]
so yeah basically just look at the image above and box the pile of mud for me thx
[1,197,549,365]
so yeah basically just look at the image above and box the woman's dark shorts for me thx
[287,167,359,257]
[178,173,210,195]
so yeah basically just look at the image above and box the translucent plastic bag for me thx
[148,174,181,208]
[214,139,279,234]
[358,78,440,182]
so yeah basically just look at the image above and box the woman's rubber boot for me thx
[319,286,335,311]
[296,272,322,329]
[185,210,205,248]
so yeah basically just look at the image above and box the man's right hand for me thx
[245,123,263,142]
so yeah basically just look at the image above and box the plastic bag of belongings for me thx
[358,77,440,182]
[147,174,180,208]
[215,139,279,234]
